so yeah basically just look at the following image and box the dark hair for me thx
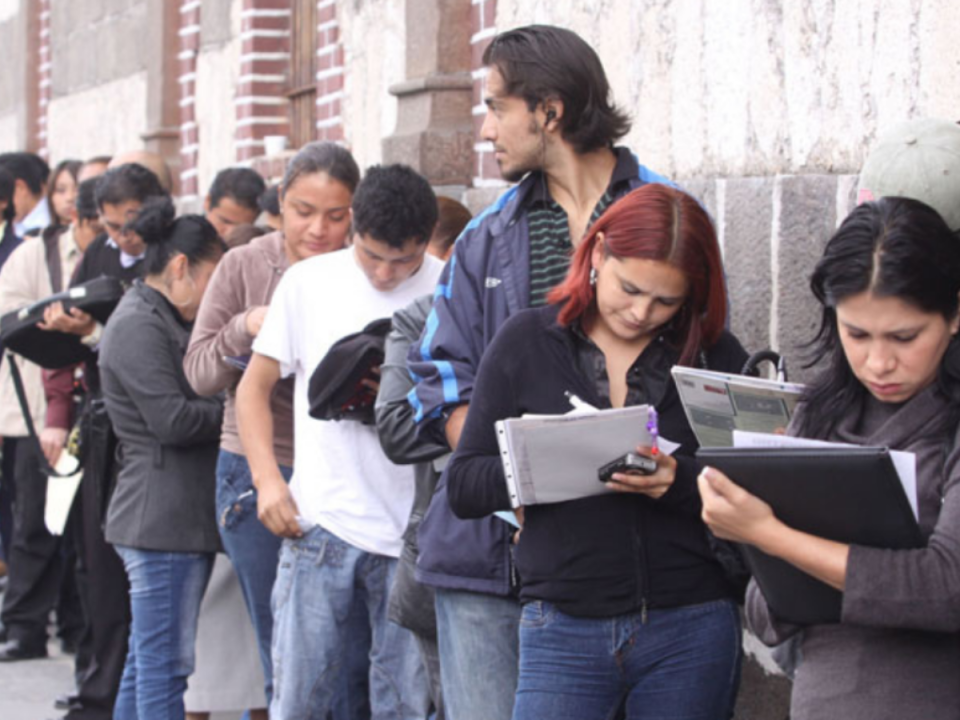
[548,184,727,365]
[224,223,268,250]
[352,164,438,248]
[431,196,472,254]
[75,178,101,222]
[280,142,360,198]
[0,152,51,196]
[95,163,167,209]
[259,184,281,216]
[46,159,82,226]
[0,167,14,223]
[797,197,960,437]
[208,167,267,213]
[483,25,631,153]
[128,196,224,276]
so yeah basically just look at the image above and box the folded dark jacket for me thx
[308,317,391,425]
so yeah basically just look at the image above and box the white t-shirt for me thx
[254,246,444,557]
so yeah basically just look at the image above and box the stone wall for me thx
[44,0,150,161]
[195,0,243,199]
[496,0,960,178]
[0,1,28,152]
[339,0,406,171]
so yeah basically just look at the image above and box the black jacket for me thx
[447,304,748,617]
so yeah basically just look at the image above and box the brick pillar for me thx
[237,1,291,162]
[36,0,50,160]
[470,0,502,189]
[315,0,344,142]
[178,0,201,200]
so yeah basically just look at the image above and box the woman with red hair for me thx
[445,183,748,719]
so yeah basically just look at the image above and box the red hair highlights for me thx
[548,183,727,365]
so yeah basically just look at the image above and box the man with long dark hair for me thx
[407,24,674,720]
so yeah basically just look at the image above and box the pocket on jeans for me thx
[271,543,298,615]
[216,454,256,531]
[520,600,557,629]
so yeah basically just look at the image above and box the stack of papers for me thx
[671,367,804,447]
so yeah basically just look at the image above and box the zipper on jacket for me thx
[509,541,519,590]
[636,503,651,624]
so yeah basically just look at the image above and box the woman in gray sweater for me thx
[99,197,224,720]
[698,197,960,720]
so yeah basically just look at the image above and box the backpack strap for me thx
[4,352,80,477]
[42,226,64,294]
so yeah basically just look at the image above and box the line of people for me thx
[0,21,957,720]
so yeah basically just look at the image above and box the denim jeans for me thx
[215,449,292,703]
[434,588,521,720]
[512,599,742,720]
[113,545,214,720]
[270,525,429,720]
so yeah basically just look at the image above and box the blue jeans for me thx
[434,588,521,720]
[512,599,742,720]
[216,449,291,703]
[113,546,214,720]
[270,525,429,720]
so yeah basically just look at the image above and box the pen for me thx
[565,391,596,412]
[647,406,659,456]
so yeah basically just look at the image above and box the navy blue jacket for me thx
[408,149,673,595]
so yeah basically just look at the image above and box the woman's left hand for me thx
[606,446,676,499]
[697,466,777,546]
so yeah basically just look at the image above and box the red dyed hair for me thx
[548,183,727,365]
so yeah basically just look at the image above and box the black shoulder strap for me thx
[42,226,64,294]
[4,352,79,478]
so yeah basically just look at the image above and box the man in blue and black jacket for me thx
[407,24,674,720]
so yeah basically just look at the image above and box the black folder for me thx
[696,446,924,625]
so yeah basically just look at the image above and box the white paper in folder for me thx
[496,403,678,508]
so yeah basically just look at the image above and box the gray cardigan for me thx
[99,281,224,553]
[747,385,960,720]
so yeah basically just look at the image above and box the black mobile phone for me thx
[597,452,658,483]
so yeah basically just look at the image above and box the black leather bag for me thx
[0,276,124,369]
[308,317,392,425]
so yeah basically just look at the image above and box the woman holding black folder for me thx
[446,184,749,720]
[699,197,960,720]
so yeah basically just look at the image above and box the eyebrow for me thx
[840,320,925,336]
[619,278,685,304]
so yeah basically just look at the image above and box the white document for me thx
[44,451,83,536]
[497,404,671,508]
[672,367,805,447]
[731,430,918,520]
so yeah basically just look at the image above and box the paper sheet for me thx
[44,451,83,535]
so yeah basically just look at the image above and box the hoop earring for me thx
[589,268,598,286]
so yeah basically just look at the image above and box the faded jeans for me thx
[434,588,521,720]
[270,525,429,720]
[113,545,214,720]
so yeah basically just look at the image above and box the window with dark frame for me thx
[286,0,317,149]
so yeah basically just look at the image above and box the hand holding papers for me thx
[496,403,678,509]
[697,435,922,625]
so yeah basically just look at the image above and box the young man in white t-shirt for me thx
[237,165,444,720]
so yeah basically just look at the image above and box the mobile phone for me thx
[598,452,658,483]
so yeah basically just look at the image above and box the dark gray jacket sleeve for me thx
[102,312,222,447]
[376,295,449,465]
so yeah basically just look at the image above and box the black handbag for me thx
[0,276,125,369]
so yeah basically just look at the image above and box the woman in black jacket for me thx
[446,184,746,720]
[98,197,224,720]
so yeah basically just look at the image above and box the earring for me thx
[589,268,598,286]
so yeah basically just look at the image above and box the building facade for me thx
[2,1,959,716]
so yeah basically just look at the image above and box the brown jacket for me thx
[184,231,294,466]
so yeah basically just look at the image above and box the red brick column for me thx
[178,0,201,200]
[237,1,291,162]
[315,0,344,143]
[29,0,51,159]
[470,0,501,188]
